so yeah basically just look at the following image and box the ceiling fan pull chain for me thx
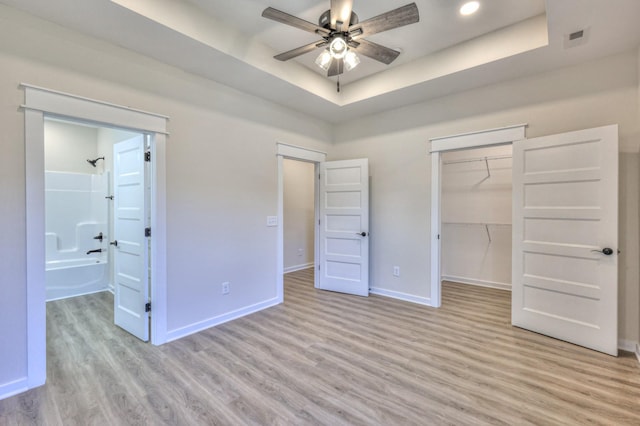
[337,74,340,93]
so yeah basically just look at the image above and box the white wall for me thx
[44,120,99,174]
[619,153,640,346]
[441,145,513,290]
[331,50,640,344]
[283,159,315,272]
[0,5,331,395]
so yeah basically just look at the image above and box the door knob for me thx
[356,232,367,237]
[110,240,118,247]
[592,247,614,255]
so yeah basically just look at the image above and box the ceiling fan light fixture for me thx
[344,50,360,72]
[460,1,480,16]
[262,2,421,78]
[329,36,348,59]
[315,50,332,71]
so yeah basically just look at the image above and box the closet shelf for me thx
[442,154,512,165]
[443,154,512,179]
[442,222,512,226]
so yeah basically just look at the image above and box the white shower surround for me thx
[45,171,110,300]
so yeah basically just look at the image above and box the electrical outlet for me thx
[298,248,303,257]
[267,216,278,227]
[393,266,400,277]
[222,282,230,295]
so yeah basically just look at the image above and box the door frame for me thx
[276,143,326,300]
[429,124,527,307]
[23,84,168,390]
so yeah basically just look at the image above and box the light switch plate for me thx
[267,216,278,227]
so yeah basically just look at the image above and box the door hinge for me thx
[145,302,151,312]
[145,151,151,162]
[145,227,151,237]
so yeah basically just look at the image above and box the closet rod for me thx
[442,154,512,165]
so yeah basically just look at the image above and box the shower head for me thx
[87,157,105,167]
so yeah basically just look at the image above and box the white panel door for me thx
[512,125,618,355]
[318,159,369,296]
[113,136,149,341]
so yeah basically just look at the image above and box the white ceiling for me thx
[2,0,640,123]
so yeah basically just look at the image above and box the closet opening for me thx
[276,143,326,301]
[440,145,513,296]
[430,124,620,355]
[282,158,318,287]
[276,143,370,299]
[429,124,526,307]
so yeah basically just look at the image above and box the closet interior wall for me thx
[441,145,513,291]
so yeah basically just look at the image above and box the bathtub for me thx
[46,257,109,301]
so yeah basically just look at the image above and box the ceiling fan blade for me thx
[262,7,331,36]
[349,3,419,38]
[330,0,354,30]
[352,39,400,65]
[274,41,328,61]
[328,58,344,77]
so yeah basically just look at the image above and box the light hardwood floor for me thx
[1,269,639,425]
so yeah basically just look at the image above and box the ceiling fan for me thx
[262,1,420,78]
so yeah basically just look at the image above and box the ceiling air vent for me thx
[564,27,590,49]
[569,30,584,41]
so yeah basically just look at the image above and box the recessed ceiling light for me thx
[460,1,480,16]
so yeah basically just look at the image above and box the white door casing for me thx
[21,84,167,397]
[276,143,327,299]
[512,125,618,356]
[318,159,370,296]
[113,136,150,341]
[430,125,528,308]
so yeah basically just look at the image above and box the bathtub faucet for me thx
[93,232,104,242]
[86,248,103,255]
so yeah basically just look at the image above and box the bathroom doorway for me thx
[23,84,168,391]
[44,117,154,341]
[44,118,142,302]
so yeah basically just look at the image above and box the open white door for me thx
[512,125,618,356]
[318,159,369,296]
[113,136,150,341]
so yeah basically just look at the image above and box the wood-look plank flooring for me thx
[1,270,639,425]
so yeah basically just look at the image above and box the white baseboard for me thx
[369,287,432,306]
[442,275,512,291]
[618,339,639,353]
[0,377,28,401]
[284,262,314,274]
[165,296,281,343]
